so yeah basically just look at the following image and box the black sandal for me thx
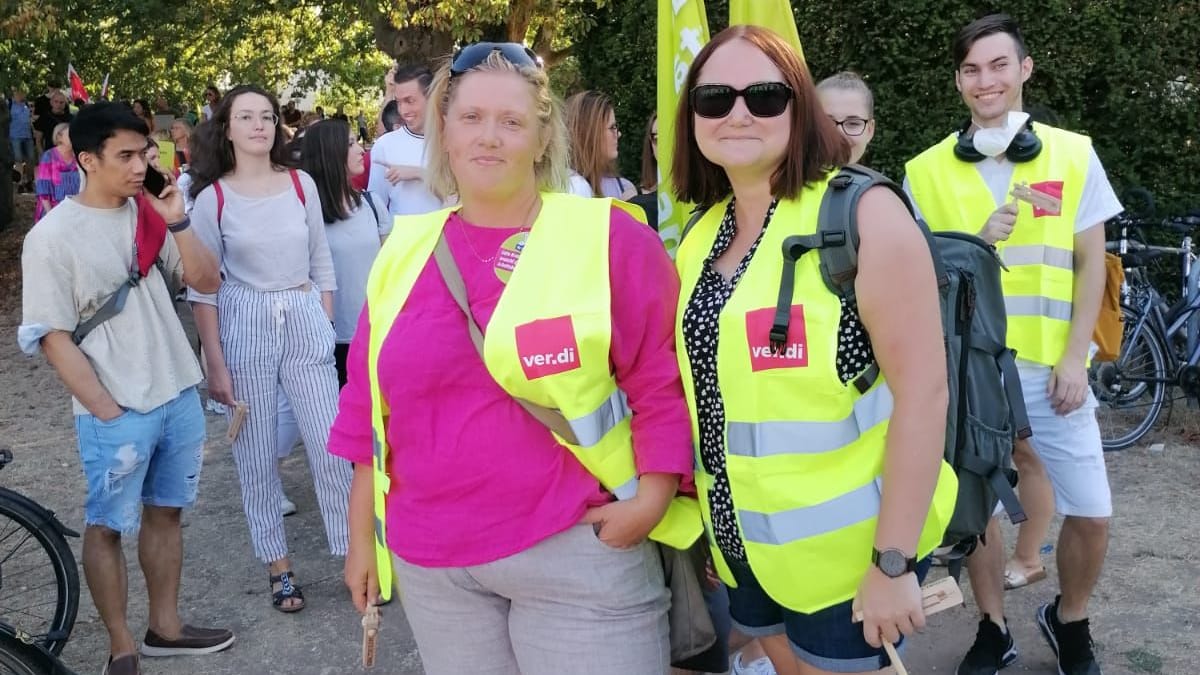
[269,571,305,613]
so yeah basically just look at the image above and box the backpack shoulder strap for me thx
[362,190,380,222]
[72,279,136,345]
[814,164,916,303]
[213,179,224,227]
[289,168,306,206]
[680,206,706,242]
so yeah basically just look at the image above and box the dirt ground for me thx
[1,192,1197,674]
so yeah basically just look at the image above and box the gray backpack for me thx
[684,165,1032,563]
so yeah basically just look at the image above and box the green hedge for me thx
[582,0,1200,215]
[573,0,658,183]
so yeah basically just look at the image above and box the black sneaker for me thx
[1037,596,1102,675]
[140,624,235,657]
[957,615,1018,675]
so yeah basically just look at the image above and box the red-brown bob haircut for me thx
[672,25,850,208]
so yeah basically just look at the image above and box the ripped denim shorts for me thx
[74,387,205,535]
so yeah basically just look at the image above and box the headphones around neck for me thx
[953,117,1043,163]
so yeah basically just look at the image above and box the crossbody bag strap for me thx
[431,234,581,445]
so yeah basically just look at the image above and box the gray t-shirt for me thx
[326,195,391,342]
[19,198,203,414]
[188,170,336,305]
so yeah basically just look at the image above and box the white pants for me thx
[218,283,352,562]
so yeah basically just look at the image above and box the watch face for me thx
[879,550,908,577]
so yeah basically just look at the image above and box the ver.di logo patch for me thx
[745,306,808,371]
[514,315,582,380]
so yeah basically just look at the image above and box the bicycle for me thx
[0,625,76,674]
[0,448,80,657]
[1090,212,1200,449]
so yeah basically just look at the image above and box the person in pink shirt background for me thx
[330,44,695,674]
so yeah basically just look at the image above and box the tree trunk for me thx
[371,14,456,64]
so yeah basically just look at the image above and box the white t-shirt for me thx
[902,143,1124,381]
[366,126,442,217]
[19,198,202,414]
[201,103,213,121]
[567,172,634,199]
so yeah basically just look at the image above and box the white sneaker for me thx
[731,652,777,675]
[281,496,297,517]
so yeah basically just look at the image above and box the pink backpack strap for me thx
[289,169,306,206]
[214,180,225,226]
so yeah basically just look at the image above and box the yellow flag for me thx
[729,0,805,63]
[656,0,710,256]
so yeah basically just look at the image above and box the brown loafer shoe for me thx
[140,624,235,657]
[102,653,140,675]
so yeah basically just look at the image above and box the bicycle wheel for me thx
[0,491,79,656]
[0,630,75,675]
[1090,305,1169,450]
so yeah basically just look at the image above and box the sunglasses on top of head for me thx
[689,82,794,119]
[450,42,543,77]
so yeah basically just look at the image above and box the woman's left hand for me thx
[582,495,667,549]
[851,567,925,648]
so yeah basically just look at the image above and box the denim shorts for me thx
[726,556,931,673]
[9,138,35,163]
[74,387,206,534]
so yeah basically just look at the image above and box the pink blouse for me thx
[328,207,695,567]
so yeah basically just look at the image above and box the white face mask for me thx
[971,111,1030,158]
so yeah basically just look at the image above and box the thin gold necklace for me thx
[457,195,542,264]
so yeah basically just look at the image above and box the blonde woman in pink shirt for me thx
[329,44,696,674]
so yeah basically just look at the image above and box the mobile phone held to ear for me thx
[143,166,168,197]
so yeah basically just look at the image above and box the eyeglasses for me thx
[690,82,793,119]
[607,123,620,134]
[829,116,870,137]
[232,112,279,127]
[450,42,543,77]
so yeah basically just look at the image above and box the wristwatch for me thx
[872,548,918,578]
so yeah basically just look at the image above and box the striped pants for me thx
[218,283,352,562]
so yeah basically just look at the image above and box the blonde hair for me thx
[52,122,71,146]
[424,50,569,200]
[149,129,172,142]
[816,71,875,118]
[565,90,618,197]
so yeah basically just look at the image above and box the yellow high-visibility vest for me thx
[906,122,1091,366]
[365,192,703,601]
[674,178,958,613]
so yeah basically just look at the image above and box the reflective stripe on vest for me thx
[1006,295,1073,321]
[570,389,630,448]
[1002,245,1074,270]
[740,479,881,545]
[727,383,893,457]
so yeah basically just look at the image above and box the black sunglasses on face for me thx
[690,82,794,119]
[450,42,542,76]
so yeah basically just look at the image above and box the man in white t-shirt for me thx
[367,64,442,217]
[904,14,1116,675]
[20,102,231,675]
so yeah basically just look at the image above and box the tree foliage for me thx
[0,0,608,112]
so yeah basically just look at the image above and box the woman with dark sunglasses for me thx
[672,25,957,675]
[330,43,701,674]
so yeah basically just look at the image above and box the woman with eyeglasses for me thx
[187,84,352,614]
[564,90,637,199]
[330,43,701,674]
[817,72,876,165]
[672,26,957,675]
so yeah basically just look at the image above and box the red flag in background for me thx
[67,64,89,103]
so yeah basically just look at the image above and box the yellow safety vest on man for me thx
[674,177,958,614]
[364,192,703,601]
[906,122,1091,366]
